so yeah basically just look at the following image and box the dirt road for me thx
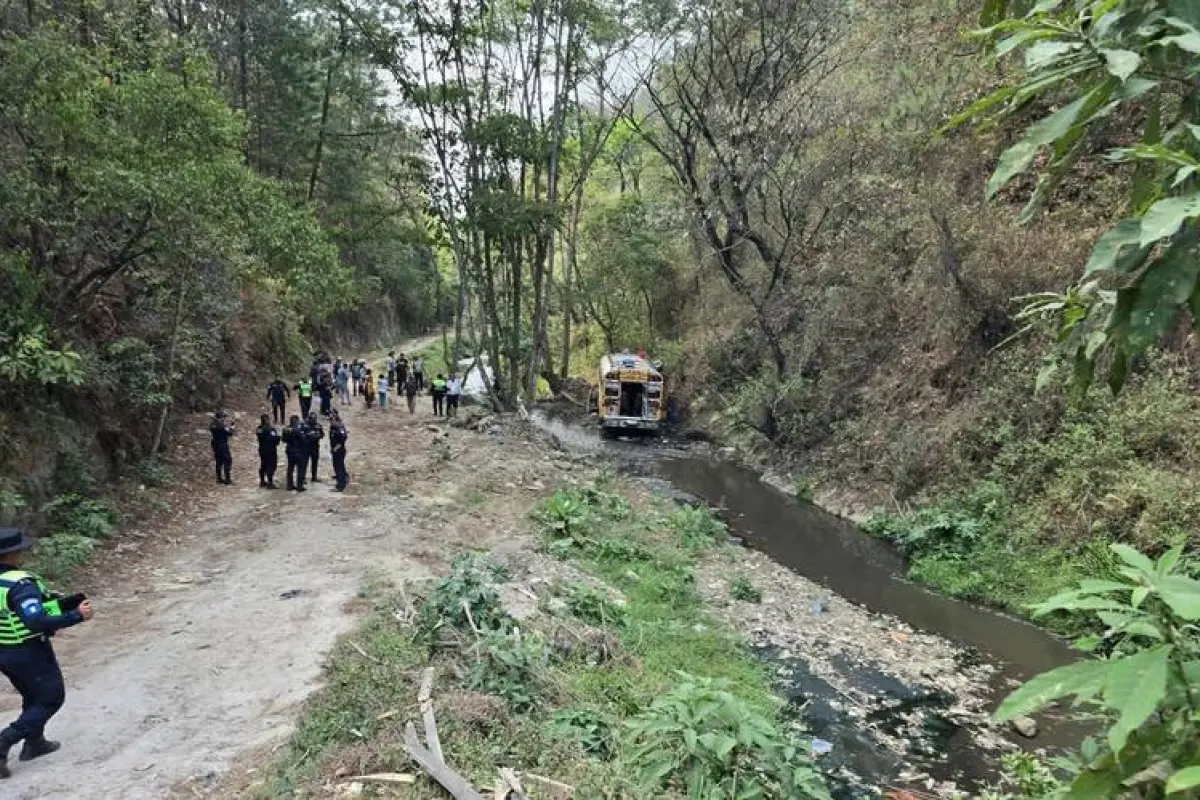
[0,356,552,800]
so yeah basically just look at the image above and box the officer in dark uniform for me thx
[317,373,333,418]
[209,411,234,485]
[329,413,349,492]
[303,412,325,483]
[266,378,290,424]
[282,415,309,492]
[0,528,93,779]
[256,413,281,489]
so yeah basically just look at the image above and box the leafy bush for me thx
[531,489,595,548]
[980,752,1063,800]
[417,553,511,641]
[41,493,116,540]
[729,576,762,604]
[594,534,653,563]
[862,505,984,559]
[467,629,545,711]
[623,673,830,799]
[993,543,1200,797]
[565,586,627,628]
[792,475,815,502]
[667,505,727,552]
[31,533,95,580]
[531,485,633,555]
[548,709,616,760]
[135,458,173,489]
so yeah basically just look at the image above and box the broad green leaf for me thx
[995,659,1109,720]
[1167,767,1200,795]
[1110,544,1157,575]
[1139,192,1200,245]
[1161,29,1200,54]
[1132,586,1151,608]
[1100,49,1140,81]
[1102,645,1172,753]
[1065,769,1124,800]
[1127,239,1200,351]
[1084,219,1137,275]
[1121,620,1165,640]
[987,92,1097,198]
[996,27,1057,58]
[1025,40,1077,70]
[1159,574,1200,620]
[1157,544,1185,576]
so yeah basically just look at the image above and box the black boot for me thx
[0,728,21,778]
[19,737,61,762]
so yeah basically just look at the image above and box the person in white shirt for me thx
[377,375,390,410]
[446,374,463,417]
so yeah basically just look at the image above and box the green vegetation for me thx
[863,364,1200,629]
[2,2,439,562]
[729,576,763,604]
[267,485,828,799]
[990,543,1200,798]
[954,0,1200,396]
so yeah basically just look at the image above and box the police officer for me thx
[210,411,234,485]
[256,413,281,489]
[266,378,290,424]
[0,528,93,779]
[430,373,448,417]
[303,411,325,484]
[317,373,333,418]
[295,377,314,418]
[329,413,349,492]
[282,415,309,491]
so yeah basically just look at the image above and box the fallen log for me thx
[404,722,486,800]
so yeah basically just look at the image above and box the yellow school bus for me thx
[597,353,665,437]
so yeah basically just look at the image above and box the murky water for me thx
[655,457,1077,683]
[529,406,1086,790]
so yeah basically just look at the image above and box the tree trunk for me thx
[237,0,249,112]
[559,176,584,381]
[151,274,188,456]
[307,17,346,203]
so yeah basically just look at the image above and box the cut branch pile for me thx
[386,666,574,800]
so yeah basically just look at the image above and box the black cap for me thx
[0,528,34,556]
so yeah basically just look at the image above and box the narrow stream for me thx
[527,406,1085,792]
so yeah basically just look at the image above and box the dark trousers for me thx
[299,397,312,417]
[432,392,445,416]
[447,394,460,416]
[287,455,306,490]
[415,371,425,390]
[259,451,277,485]
[272,401,286,424]
[332,448,348,490]
[319,394,331,416]
[0,639,65,748]
[212,445,231,483]
[308,447,320,481]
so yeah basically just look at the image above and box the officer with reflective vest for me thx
[0,528,93,779]
[294,377,314,418]
[430,374,448,417]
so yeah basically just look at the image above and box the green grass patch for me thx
[263,484,830,799]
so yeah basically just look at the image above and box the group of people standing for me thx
[209,349,470,493]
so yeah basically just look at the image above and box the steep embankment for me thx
[663,0,1200,621]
